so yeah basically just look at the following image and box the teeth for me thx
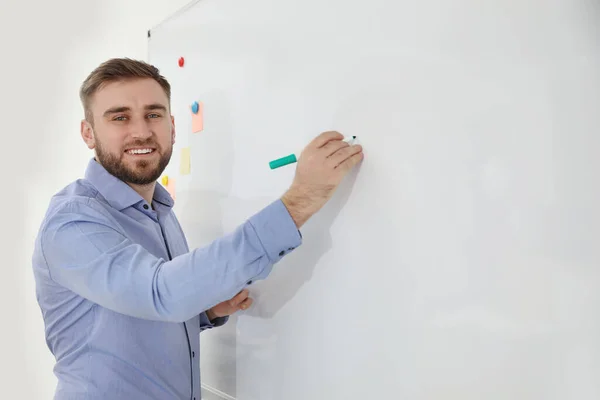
[128,149,153,154]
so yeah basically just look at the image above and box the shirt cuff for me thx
[248,199,303,267]
[199,312,229,331]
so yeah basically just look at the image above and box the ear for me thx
[81,119,95,149]
[171,115,176,145]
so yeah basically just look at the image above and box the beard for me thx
[95,137,172,185]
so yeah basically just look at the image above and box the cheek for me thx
[96,129,127,154]
[158,125,175,147]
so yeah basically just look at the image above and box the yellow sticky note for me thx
[191,102,203,133]
[161,175,169,186]
[166,177,176,201]
[180,147,191,175]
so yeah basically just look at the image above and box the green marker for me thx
[269,136,356,169]
[269,154,297,169]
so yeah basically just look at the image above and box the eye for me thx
[147,113,162,119]
[113,115,128,121]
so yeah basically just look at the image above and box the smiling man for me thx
[31,58,363,400]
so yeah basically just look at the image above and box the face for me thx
[81,78,175,186]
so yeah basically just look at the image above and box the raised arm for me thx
[41,198,301,323]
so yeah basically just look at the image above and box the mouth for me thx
[125,148,156,156]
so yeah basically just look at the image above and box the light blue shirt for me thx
[32,158,302,400]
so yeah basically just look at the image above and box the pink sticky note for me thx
[166,177,176,201]
[191,102,203,133]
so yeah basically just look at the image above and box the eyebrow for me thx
[103,103,168,117]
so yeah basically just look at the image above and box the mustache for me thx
[123,140,160,149]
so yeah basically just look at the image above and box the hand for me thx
[281,131,363,227]
[206,289,253,320]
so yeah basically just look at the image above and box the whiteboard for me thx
[148,1,600,398]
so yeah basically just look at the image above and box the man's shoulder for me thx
[41,178,111,228]
[33,178,114,266]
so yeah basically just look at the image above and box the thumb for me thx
[231,289,249,307]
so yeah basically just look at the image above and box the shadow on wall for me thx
[185,165,360,399]
[231,165,361,400]
[174,87,362,397]
[248,167,360,319]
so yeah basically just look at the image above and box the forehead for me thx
[91,78,168,112]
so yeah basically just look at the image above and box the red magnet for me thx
[178,57,185,67]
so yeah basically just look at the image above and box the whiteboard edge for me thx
[201,383,237,400]
[148,0,203,34]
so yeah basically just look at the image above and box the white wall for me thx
[0,0,191,397]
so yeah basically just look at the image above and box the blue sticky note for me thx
[191,101,199,114]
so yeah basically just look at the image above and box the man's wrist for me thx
[206,309,217,321]
[281,187,316,228]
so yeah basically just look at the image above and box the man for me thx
[32,58,363,400]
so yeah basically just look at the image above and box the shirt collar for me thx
[84,158,174,211]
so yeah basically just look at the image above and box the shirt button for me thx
[279,250,285,256]
[143,204,149,209]
[192,351,195,358]
[247,280,253,285]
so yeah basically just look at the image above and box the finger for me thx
[321,139,349,158]
[328,144,363,168]
[238,297,253,310]
[336,149,364,173]
[229,289,249,307]
[310,131,344,149]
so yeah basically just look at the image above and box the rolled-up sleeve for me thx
[41,198,302,323]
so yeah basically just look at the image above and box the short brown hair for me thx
[79,58,171,125]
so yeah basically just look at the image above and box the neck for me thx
[128,182,156,206]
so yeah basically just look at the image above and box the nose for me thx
[130,117,153,140]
